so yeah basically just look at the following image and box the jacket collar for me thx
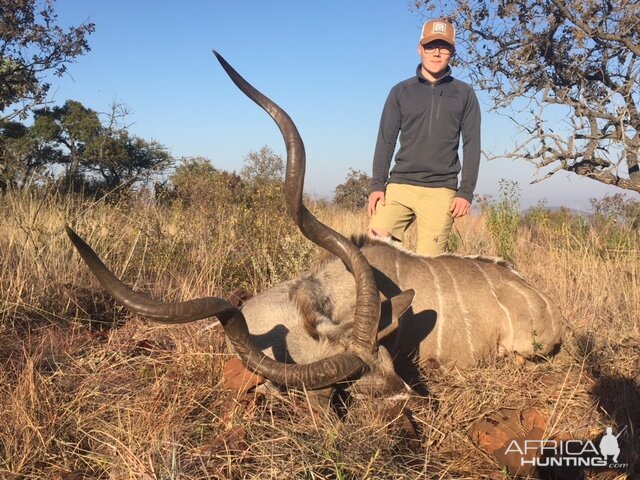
[416,64,453,85]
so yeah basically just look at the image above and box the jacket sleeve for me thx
[371,87,401,193]
[456,87,481,203]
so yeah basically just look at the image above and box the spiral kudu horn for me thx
[65,52,381,389]
[65,226,366,388]
[212,51,381,361]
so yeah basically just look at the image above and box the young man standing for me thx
[368,19,481,255]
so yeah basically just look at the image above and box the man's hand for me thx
[368,191,385,218]
[450,197,471,218]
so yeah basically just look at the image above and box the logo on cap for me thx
[432,22,448,34]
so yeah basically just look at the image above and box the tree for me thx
[415,0,640,193]
[84,131,172,193]
[32,100,101,184]
[0,119,59,191]
[334,168,372,210]
[8,99,172,193]
[0,0,95,120]
[240,145,284,186]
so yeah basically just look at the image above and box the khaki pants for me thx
[369,183,455,255]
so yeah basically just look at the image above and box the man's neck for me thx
[421,67,449,84]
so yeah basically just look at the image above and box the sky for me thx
[45,0,638,210]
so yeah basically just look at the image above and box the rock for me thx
[469,407,548,477]
[223,357,265,394]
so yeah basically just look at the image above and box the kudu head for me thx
[65,51,413,396]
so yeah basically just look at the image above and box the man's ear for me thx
[377,289,415,341]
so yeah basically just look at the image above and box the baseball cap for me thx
[419,19,456,46]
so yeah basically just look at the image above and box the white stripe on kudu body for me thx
[470,260,516,353]
[421,258,447,358]
[440,260,476,362]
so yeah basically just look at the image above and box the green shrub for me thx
[478,179,521,261]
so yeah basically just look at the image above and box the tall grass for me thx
[477,180,521,261]
[1,188,638,478]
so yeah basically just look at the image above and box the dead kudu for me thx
[66,52,561,399]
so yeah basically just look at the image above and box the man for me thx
[599,427,621,463]
[368,19,481,255]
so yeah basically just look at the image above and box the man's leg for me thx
[413,187,456,256]
[368,184,415,243]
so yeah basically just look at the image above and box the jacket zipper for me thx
[428,85,435,136]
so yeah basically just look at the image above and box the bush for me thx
[478,179,521,261]
[162,156,244,209]
[590,193,640,230]
[334,169,371,210]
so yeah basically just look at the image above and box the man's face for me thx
[418,40,454,77]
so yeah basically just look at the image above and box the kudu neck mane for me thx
[313,235,518,273]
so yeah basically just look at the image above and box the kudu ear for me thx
[377,289,415,342]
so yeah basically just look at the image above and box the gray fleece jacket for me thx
[371,65,481,203]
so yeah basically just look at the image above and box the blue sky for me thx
[47,1,636,209]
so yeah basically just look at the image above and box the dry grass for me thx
[1,190,638,479]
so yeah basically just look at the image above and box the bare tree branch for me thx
[415,0,640,192]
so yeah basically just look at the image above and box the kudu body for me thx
[241,237,561,372]
[66,52,561,397]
